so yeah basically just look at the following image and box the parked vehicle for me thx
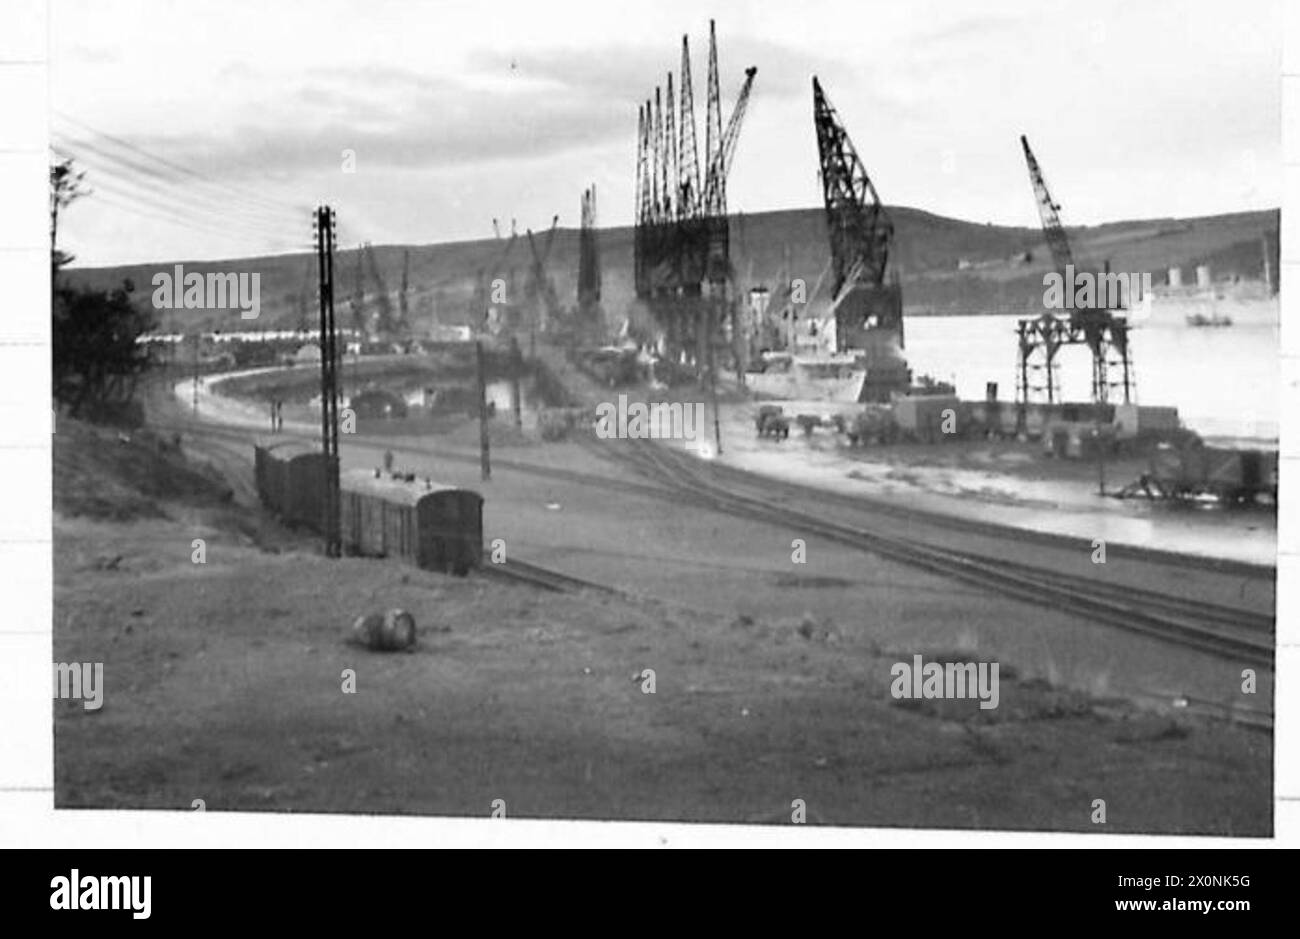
[755,405,790,440]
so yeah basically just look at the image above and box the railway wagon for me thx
[1149,445,1278,503]
[253,439,329,529]
[338,469,483,575]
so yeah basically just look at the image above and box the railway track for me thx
[164,412,1274,666]
[644,444,1273,634]
[152,387,1274,663]
[598,437,1274,670]
[480,557,630,597]
[149,416,676,506]
[153,378,1273,726]
[691,439,1273,577]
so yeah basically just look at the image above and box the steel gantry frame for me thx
[1016,135,1134,416]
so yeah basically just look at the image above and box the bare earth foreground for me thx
[53,394,1271,834]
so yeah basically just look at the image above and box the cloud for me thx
[477,33,833,106]
[66,43,120,63]
[131,99,630,179]
[911,13,1025,45]
[129,33,835,182]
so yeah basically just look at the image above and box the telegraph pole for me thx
[510,334,523,429]
[191,333,199,416]
[314,206,342,557]
[708,298,722,456]
[1095,403,1107,497]
[476,340,491,480]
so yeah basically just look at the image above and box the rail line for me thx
[149,415,676,506]
[479,557,630,597]
[151,387,1274,667]
[598,437,1274,669]
[693,439,1273,577]
[645,445,1273,634]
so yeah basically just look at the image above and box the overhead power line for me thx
[84,190,310,254]
[53,109,307,215]
[51,144,306,244]
[59,154,306,243]
[52,132,294,230]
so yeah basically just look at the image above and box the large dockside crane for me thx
[1021,135,1074,276]
[524,215,561,333]
[1016,134,1133,416]
[810,76,909,401]
[632,19,757,367]
[813,78,893,302]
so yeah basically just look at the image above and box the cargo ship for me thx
[743,300,912,405]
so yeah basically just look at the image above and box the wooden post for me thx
[510,334,523,429]
[708,300,722,456]
[192,333,199,416]
[1095,401,1107,496]
[476,340,491,480]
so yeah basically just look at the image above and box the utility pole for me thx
[191,333,199,416]
[708,299,722,456]
[510,334,523,429]
[476,340,491,480]
[314,205,342,558]
[1095,409,1107,497]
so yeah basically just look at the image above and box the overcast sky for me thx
[52,0,1282,266]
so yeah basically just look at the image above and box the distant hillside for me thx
[64,205,1279,332]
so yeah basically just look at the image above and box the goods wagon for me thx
[1148,445,1277,503]
[338,469,483,575]
[253,439,329,529]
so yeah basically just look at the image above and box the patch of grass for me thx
[54,419,233,521]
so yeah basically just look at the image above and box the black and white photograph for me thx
[36,0,1283,840]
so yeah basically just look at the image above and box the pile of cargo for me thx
[891,394,960,443]
[835,405,896,446]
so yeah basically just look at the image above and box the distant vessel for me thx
[1185,312,1233,328]
[1139,276,1278,329]
[748,350,867,403]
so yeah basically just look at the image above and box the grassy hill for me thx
[64,205,1280,332]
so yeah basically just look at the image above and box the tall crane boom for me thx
[812,76,892,298]
[677,36,701,220]
[526,223,560,330]
[1020,135,1074,274]
[578,184,601,311]
[362,242,394,334]
[398,248,410,329]
[541,214,559,260]
[703,66,757,216]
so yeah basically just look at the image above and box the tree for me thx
[53,279,157,421]
[50,157,88,274]
[50,155,155,423]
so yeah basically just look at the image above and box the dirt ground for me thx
[52,404,1272,833]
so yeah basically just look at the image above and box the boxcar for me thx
[1148,444,1278,503]
[253,439,329,530]
[338,469,483,575]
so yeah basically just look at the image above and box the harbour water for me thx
[904,297,1279,445]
